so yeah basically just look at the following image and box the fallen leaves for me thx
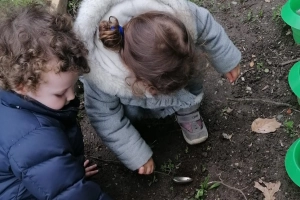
[222,133,233,140]
[251,118,281,133]
[254,179,281,200]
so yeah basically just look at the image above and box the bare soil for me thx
[77,0,300,199]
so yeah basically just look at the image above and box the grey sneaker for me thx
[176,111,208,145]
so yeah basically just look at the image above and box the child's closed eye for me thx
[55,94,64,97]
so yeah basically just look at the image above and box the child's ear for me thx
[148,86,158,95]
[14,85,28,95]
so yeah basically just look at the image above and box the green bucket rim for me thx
[281,0,300,30]
[285,138,300,186]
[288,61,300,97]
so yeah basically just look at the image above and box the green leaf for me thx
[195,189,204,198]
[208,182,221,190]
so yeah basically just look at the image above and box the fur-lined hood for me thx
[74,0,197,98]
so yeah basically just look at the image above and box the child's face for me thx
[21,70,79,110]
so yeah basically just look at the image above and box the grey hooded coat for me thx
[74,0,241,170]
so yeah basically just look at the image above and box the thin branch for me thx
[227,97,300,113]
[208,175,248,200]
[280,58,300,66]
[227,97,292,107]
[89,156,123,165]
[234,69,254,84]
[154,170,171,176]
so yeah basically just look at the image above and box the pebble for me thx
[246,86,252,91]
[276,114,283,120]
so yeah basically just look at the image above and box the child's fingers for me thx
[225,72,233,82]
[85,169,99,177]
[85,164,97,172]
[146,166,152,174]
[231,68,240,81]
[85,164,98,177]
[138,166,145,174]
[84,160,89,167]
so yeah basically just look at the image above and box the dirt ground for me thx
[76,0,300,199]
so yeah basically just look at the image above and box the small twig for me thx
[280,58,300,66]
[89,156,173,177]
[227,97,292,107]
[208,175,248,200]
[227,97,300,113]
[89,156,123,165]
[234,69,254,84]
[154,170,171,176]
[241,3,256,10]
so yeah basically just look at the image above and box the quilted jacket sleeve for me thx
[8,126,111,200]
[188,2,241,74]
[83,80,153,171]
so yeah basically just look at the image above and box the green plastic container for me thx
[288,61,300,100]
[281,0,300,44]
[285,138,300,186]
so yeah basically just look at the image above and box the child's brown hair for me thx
[0,4,90,92]
[99,11,207,95]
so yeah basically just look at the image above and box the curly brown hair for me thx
[0,4,90,92]
[99,11,207,95]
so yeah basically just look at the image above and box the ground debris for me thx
[254,179,281,200]
[251,118,281,133]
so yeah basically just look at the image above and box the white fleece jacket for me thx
[74,0,241,170]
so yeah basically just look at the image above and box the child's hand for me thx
[138,157,155,175]
[225,64,241,83]
[84,160,98,177]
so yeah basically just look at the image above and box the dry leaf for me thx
[254,179,281,200]
[226,107,233,113]
[251,118,281,133]
[261,85,269,91]
[286,108,292,114]
[250,61,255,67]
[222,133,233,140]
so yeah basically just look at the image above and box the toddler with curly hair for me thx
[0,4,111,200]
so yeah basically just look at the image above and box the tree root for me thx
[227,97,300,113]
[209,175,248,200]
[280,58,300,66]
[89,156,123,165]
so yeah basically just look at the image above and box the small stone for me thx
[201,152,208,157]
[261,85,269,90]
[264,68,270,73]
[276,114,283,120]
[218,80,224,86]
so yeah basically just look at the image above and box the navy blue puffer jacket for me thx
[0,90,111,200]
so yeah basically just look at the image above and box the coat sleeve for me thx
[83,80,153,170]
[188,2,241,74]
[8,127,111,200]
